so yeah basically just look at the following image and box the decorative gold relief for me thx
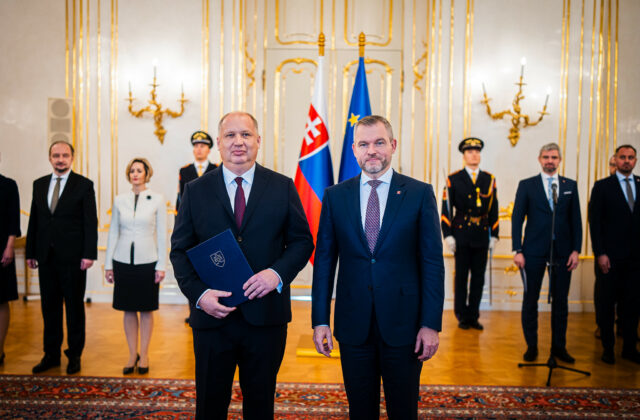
[275,0,324,45]
[344,0,393,46]
[274,58,318,171]
[499,202,514,221]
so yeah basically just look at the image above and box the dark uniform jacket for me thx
[441,169,499,248]
[175,162,217,211]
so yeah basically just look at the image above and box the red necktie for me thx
[234,177,246,228]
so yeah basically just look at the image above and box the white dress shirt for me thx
[616,171,637,202]
[464,166,479,183]
[359,168,394,230]
[540,172,559,202]
[47,170,71,208]
[221,164,255,209]
[194,160,210,176]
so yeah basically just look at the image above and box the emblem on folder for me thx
[210,251,225,268]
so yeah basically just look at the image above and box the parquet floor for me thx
[1,299,638,388]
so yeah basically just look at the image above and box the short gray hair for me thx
[218,111,259,134]
[539,142,561,158]
[354,115,394,140]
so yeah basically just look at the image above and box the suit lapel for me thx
[346,176,370,253]
[375,172,406,253]
[212,168,235,224]
[38,177,52,216]
[536,175,552,214]
[635,176,640,211]
[53,172,77,214]
[240,164,269,232]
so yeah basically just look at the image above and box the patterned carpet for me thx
[0,375,639,419]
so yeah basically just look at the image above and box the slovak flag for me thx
[338,56,371,182]
[294,55,334,264]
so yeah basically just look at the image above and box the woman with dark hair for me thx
[0,170,20,365]
[105,158,166,374]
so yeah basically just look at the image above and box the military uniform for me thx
[441,138,499,328]
[175,131,218,211]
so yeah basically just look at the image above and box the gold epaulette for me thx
[181,163,192,169]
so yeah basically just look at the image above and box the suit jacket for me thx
[311,171,445,347]
[441,169,499,247]
[589,174,640,260]
[105,189,167,270]
[176,162,217,211]
[170,164,314,329]
[26,171,98,263]
[0,174,21,248]
[511,174,582,258]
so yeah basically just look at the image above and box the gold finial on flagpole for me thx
[318,32,325,57]
[358,32,366,57]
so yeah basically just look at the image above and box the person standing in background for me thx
[105,158,167,374]
[589,145,640,364]
[0,159,21,365]
[511,143,581,364]
[441,137,499,330]
[26,141,98,375]
[176,131,217,212]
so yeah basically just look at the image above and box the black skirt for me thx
[0,261,18,303]
[112,260,159,312]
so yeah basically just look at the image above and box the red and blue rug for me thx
[0,375,638,419]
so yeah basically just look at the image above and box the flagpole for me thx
[359,32,365,57]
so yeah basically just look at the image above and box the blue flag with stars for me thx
[338,56,371,182]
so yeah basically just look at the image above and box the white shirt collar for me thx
[194,160,209,170]
[616,171,633,181]
[51,170,71,181]
[465,167,480,178]
[222,163,256,186]
[541,172,559,183]
[360,167,394,186]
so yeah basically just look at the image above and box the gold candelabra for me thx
[127,67,187,144]
[480,59,549,146]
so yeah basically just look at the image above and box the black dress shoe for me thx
[458,321,470,330]
[137,366,149,374]
[66,356,81,374]
[621,350,640,364]
[123,354,140,375]
[552,348,575,364]
[32,355,61,373]
[601,349,615,365]
[468,321,484,330]
[523,347,538,362]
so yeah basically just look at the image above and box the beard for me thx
[360,156,388,175]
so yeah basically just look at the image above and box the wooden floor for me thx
[1,299,639,388]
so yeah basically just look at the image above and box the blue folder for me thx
[186,228,254,307]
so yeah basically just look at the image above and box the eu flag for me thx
[338,57,371,182]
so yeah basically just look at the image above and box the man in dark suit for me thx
[312,115,444,419]
[441,137,499,330]
[589,144,640,364]
[175,130,218,211]
[26,141,97,374]
[512,142,582,363]
[170,112,314,419]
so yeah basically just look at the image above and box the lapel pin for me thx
[396,190,402,195]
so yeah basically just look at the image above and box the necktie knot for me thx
[235,177,243,186]
[368,179,382,189]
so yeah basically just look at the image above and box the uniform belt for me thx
[466,215,487,225]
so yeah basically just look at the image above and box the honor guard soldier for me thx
[441,137,499,330]
[176,130,218,211]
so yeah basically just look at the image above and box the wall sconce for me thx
[480,58,549,146]
[127,66,188,144]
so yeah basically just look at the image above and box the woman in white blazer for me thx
[105,158,166,375]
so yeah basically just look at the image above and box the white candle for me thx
[520,57,526,79]
[153,66,157,80]
[128,81,132,94]
[482,82,487,96]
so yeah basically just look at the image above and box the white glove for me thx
[444,236,456,253]
[489,237,498,250]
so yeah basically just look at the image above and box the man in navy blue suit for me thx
[589,144,640,365]
[312,115,445,420]
[512,143,582,363]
